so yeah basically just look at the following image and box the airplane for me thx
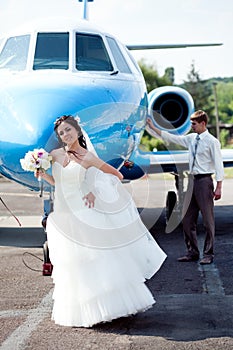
[1,0,233,231]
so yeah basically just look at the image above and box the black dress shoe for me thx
[200,257,213,265]
[177,255,199,262]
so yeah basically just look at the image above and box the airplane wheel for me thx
[166,191,177,222]
[41,215,48,230]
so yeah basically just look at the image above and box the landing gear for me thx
[165,190,177,223]
[42,241,53,276]
[41,190,54,276]
[165,172,186,233]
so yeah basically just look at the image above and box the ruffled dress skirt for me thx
[46,162,167,327]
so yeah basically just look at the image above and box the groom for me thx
[147,110,224,265]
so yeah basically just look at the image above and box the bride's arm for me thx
[88,153,124,180]
[35,169,55,186]
[67,149,124,181]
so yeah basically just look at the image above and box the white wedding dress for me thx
[46,161,167,327]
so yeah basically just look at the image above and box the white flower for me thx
[20,148,52,173]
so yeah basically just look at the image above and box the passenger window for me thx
[76,33,113,71]
[0,35,30,71]
[106,37,132,74]
[33,33,69,70]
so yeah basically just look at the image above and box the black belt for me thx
[193,173,212,179]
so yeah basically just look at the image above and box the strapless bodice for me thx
[52,161,87,212]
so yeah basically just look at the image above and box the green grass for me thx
[224,167,233,178]
[147,167,233,180]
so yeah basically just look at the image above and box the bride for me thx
[36,115,167,328]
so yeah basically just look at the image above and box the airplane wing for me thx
[127,43,223,50]
[147,149,233,174]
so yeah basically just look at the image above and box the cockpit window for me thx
[123,46,142,74]
[33,33,69,70]
[0,35,30,71]
[76,33,113,71]
[106,36,132,74]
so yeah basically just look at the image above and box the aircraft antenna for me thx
[78,0,94,20]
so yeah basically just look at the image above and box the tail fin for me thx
[78,0,94,20]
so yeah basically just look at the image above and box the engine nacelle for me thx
[147,86,194,135]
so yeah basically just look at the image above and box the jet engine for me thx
[147,86,194,135]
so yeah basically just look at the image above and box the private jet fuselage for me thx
[0,17,193,191]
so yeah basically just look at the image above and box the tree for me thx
[181,61,213,122]
[164,67,175,85]
[211,82,233,123]
[138,59,173,92]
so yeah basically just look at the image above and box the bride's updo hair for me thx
[54,115,87,149]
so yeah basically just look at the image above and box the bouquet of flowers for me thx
[20,148,52,181]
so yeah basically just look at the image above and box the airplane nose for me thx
[0,86,61,145]
[0,78,81,189]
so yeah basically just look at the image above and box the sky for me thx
[0,0,232,84]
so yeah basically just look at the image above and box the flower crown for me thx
[54,115,81,127]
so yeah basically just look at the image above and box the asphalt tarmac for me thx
[0,175,233,350]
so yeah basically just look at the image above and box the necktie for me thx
[191,134,200,170]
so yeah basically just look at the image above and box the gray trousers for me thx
[182,175,215,258]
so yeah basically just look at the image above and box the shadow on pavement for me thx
[0,227,46,247]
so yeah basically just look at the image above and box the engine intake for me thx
[147,86,194,135]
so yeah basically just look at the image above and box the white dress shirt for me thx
[161,130,224,181]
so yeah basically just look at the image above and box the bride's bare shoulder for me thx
[85,150,98,161]
[50,148,65,161]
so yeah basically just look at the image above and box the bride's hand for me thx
[34,169,44,178]
[83,192,95,208]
